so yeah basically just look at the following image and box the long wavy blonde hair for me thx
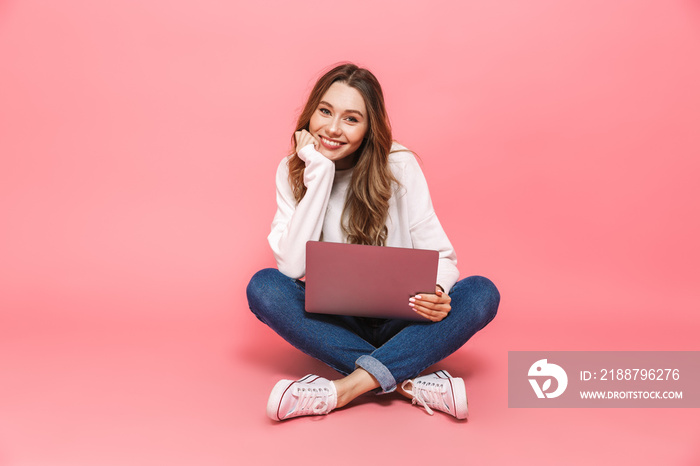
[288,63,397,246]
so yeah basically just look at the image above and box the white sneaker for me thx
[266,374,338,421]
[402,370,468,419]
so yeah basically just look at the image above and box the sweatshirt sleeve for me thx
[267,144,336,279]
[402,154,460,293]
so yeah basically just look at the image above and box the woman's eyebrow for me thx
[319,100,364,118]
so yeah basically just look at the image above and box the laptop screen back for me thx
[305,241,438,321]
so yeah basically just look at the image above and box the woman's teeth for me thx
[321,137,342,147]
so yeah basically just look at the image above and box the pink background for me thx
[1,1,699,464]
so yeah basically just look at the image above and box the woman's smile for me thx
[318,136,345,149]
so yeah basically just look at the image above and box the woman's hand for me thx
[409,286,452,322]
[294,129,318,154]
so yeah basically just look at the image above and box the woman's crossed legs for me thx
[246,268,499,420]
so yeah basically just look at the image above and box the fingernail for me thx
[408,302,415,307]
[409,297,415,303]
[415,295,422,300]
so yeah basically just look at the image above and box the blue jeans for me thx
[246,268,499,393]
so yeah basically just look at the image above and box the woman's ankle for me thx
[332,369,380,407]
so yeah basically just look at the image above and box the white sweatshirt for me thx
[268,142,460,292]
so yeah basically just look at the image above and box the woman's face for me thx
[309,81,369,170]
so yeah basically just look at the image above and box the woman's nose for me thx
[328,118,342,136]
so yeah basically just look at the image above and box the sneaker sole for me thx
[435,370,468,419]
[451,376,469,420]
[266,379,295,421]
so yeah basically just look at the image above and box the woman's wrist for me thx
[297,143,317,162]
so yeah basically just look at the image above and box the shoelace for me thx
[293,386,333,415]
[402,379,446,416]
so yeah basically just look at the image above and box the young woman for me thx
[246,63,500,421]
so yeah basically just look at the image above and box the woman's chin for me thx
[319,149,344,162]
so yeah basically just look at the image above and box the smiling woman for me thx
[245,63,500,421]
[287,64,397,247]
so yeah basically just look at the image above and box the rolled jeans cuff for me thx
[355,355,397,393]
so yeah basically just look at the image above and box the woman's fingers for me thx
[294,130,308,151]
[410,293,451,307]
[409,292,451,322]
[294,129,318,152]
[414,292,451,305]
[411,303,449,322]
[410,301,451,314]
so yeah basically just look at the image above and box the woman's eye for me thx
[346,117,358,123]
[319,108,331,115]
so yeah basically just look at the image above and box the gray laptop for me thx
[305,241,439,321]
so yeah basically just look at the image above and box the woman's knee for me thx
[453,275,500,325]
[246,268,285,311]
[246,267,306,322]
